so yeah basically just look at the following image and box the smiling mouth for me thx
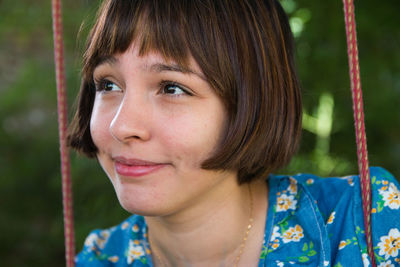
[113,157,168,177]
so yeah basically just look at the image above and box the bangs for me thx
[70,0,302,183]
[83,0,193,78]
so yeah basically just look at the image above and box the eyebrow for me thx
[94,55,206,81]
[148,63,206,81]
[96,55,118,67]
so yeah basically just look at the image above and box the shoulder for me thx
[281,167,400,245]
[264,171,352,265]
[264,167,400,266]
[369,167,400,264]
[370,166,400,213]
[270,169,358,221]
[75,215,152,266]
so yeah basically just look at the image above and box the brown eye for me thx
[95,79,121,92]
[160,81,191,97]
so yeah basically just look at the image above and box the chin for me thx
[115,187,172,217]
[120,202,156,216]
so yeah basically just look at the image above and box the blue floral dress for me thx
[76,167,400,266]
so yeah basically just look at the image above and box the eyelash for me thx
[159,80,192,97]
[93,77,192,97]
[94,78,121,92]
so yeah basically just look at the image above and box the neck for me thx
[145,179,268,267]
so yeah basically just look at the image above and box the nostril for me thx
[109,120,151,143]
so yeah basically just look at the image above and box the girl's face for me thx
[90,43,237,216]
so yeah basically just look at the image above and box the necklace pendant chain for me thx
[149,184,254,267]
[234,183,254,267]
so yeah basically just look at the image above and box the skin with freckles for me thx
[90,43,269,266]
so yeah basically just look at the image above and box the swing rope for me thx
[51,0,375,266]
[51,0,75,266]
[342,0,375,265]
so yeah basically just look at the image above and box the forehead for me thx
[93,43,205,81]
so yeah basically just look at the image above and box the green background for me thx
[0,0,398,265]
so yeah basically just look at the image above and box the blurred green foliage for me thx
[0,0,398,265]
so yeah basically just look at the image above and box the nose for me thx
[109,92,151,143]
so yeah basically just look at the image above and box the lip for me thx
[113,157,168,177]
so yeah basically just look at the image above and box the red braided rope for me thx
[49,0,374,266]
[51,0,76,266]
[342,0,375,265]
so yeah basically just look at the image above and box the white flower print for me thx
[108,256,119,263]
[380,183,400,209]
[276,261,284,267]
[378,260,394,267]
[84,230,110,249]
[362,253,370,267]
[378,180,390,195]
[121,222,129,230]
[338,240,347,250]
[270,226,281,241]
[97,230,110,249]
[270,226,281,250]
[276,194,297,212]
[324,261,330,266]
[132,224,140,233]
[282,225,304,243]
[288,178,298,195]
[84,233,98,248]
[127,240,145,264]
[271,239,280,250]
[327,211,336,224]
[378,228,400,260]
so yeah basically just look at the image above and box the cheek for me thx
[90,98,115,149]
[157,107,225,167]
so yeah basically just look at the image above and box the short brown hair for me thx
[68,0,302,184]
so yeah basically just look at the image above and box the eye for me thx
[160,81,191,97]
[94,78,122,92]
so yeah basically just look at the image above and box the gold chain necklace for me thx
[148,184,254,267]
